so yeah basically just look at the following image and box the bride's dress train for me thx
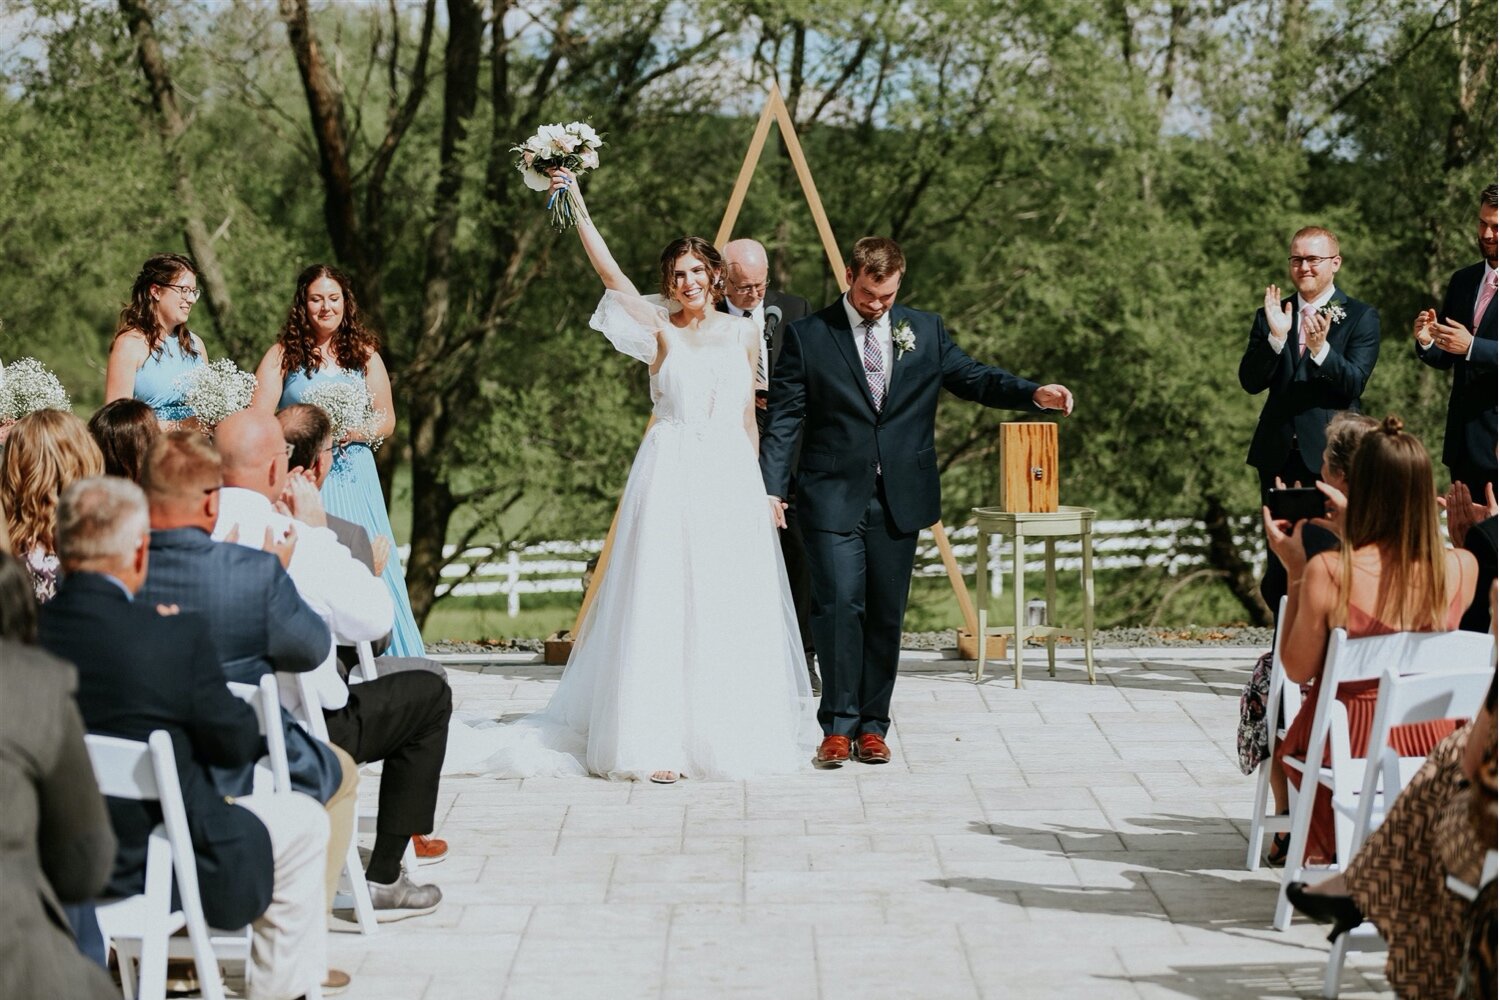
[442,291,812,781]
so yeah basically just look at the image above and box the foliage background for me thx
[0,0,1493,635]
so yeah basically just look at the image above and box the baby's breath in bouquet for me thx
[302,380,386,451]
[174,358,257,430]
[0,358,71,420]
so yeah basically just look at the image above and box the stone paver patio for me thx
[331,648,1392,999]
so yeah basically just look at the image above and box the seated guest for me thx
[1444,482,1498,634]
[0,639,117,1000]
[213,411,450,917]
[0,410,103,602]
[278,403,449,863]
[1288,667,1497,999]
[87,398,160,483]
[38,477,330,1000]
[0,549,37,642]
[1264,416,1478,866]
[137,431,360,952]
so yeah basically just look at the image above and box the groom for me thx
[761,237,1074,768]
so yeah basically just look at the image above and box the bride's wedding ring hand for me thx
[768,496,788,529]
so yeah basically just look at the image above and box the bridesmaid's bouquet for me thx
[302,380,386,451]
[512,121,604,231]
[0,357,71,421]
[174,358,256,430]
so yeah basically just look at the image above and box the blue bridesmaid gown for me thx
[133,337,203,422]
[280,365,426,656]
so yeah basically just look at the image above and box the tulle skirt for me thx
[449,418,813,781]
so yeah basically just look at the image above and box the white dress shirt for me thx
[842,294,893,391]
[1268,284,1335,365]
[726,300,768,387]
[213,487,394,712]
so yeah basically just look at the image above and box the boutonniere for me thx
[1317,302,1347,325]
[892,321,916,360]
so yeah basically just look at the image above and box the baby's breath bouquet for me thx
[0,357,71,420]
[174,358,257,430]
[512,121,603,230]
[302,380,386,451]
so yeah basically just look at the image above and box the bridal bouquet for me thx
[302,379,386,451]
[174,358,256,430]
[0,357,71,421]
[512,121,603,231]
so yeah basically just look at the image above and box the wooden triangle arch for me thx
[570,83,979,643]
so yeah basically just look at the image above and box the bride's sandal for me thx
[649,771,679,785]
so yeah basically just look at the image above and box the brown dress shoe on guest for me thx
[413,834,448,865]
[814,735,852,768]
[854,733,891,764]
[322,969,352,995]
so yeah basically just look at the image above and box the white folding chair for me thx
[1319,662,1494,997]
[87,731,229,1000]
[1276,628,1496,930]
[227,674,291,795]
[1247,597,1303,870]
[278,667,384,933]
[352,640,380,684]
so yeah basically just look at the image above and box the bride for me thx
[456,169,811,783]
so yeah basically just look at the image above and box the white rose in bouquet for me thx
[512,120,605,230]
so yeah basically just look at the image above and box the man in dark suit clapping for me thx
[1415,184,1498,499]
[1239,226,1381,612]
[721,238,818,691]
[39,477,331,1000]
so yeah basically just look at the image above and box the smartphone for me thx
[1266,486,1326,523]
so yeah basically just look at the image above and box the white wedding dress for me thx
[445,290,813,781]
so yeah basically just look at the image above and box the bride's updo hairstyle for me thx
[658,236,726,304]
[1337,414,1448,630]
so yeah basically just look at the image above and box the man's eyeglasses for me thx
[1288,256,1337,268]
[161,283,202,300]
[732,281,768,297]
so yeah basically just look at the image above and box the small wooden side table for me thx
[971,505,1098,687]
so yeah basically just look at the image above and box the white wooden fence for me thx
[398,517,1267,617]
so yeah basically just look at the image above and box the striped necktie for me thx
[861,319,885,410]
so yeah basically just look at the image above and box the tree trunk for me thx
[1201,491,1272,626]
[119,0,235,346]
[402,0,484,627]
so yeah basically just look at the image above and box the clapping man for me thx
[1239,226,1380,613]
[719,238,818,690]
[761,237,1073,768]
[212,410,450,919]
[1415,184,1498,499]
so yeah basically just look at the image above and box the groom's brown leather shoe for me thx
[814,735,851,768]
[854,733,891,764]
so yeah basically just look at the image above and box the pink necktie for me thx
[1298,306,1315,357]
[861,319,885,410]
[1475,273,1498,327]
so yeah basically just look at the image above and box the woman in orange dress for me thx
[1264,416,1478,865]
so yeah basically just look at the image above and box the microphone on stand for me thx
[759,304,782,401]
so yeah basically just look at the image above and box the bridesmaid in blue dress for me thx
[253,263,425,656]
[104,253,206,427]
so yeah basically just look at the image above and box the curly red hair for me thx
[277,264,382,377]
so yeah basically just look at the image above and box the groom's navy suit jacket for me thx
[1417,261,1497,485]
[1238,290,1380,477]
[761,299,1041,535]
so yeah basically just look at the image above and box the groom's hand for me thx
[768,495,788,529]
[1033,384,1074,415]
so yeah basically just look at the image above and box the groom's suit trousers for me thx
[803,479,918,738]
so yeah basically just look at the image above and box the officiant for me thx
[719,239,818,693]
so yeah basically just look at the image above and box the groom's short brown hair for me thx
[850,237,906,281]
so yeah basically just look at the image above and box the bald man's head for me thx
[721,238,769,312]
[215,410,290,501]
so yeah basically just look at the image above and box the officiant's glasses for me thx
[731,280,768,297]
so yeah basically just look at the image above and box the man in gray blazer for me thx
[0,640,117,1000]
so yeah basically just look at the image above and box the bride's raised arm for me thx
[549,169,638,297]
